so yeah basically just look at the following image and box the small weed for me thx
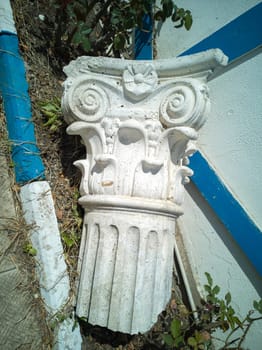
[39,97,63,132]
[162,272,262,349]
[60,189,82,272]
[61,230,79,249]
[23,243,37,256]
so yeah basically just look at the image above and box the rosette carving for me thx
[123,63,158,101]
[62,78,109,123]
[159,79,210,130]
[62,51,228,335]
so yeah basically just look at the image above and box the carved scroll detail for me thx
[159,79,210,130]
[62,51,227,334]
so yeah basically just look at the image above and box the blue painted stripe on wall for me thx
[181,4,262,275]
[135,14,153,60]
[0,34,45,184]
[135,8,262,275]
[181,2,262,62]
[190,152,262,276]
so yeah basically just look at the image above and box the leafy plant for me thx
[162,272,262,349]
[23,243,37,256]
[39,97,63,132]
[52,0,192,58]
[61,230,79,249]
[61,190,82,253]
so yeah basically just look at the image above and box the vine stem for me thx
[222,313,262,349]
[238,316,262,349]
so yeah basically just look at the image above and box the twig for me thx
[238,316,262,349]
[0,231,20,265]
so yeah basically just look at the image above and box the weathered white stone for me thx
[20,181,70,313]
[62,50,228,334]
[54,318,82,350]
[0,1,16,34]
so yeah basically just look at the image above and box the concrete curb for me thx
[0,2,82,348]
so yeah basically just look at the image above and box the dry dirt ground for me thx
[10,1,189,348]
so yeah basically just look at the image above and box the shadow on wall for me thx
[186,182,262,297]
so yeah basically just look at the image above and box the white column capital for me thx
[62,50,227,334]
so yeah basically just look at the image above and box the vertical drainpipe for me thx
[0,3,45,182]
[0,2,82,349]
[134,13,197,312]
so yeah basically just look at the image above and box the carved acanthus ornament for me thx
[62,50,227,334]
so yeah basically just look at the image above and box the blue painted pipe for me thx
[0,33,45,184]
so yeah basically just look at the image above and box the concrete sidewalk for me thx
[0,154,46,349]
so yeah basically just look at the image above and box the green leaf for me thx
[170,318,181,339]
[227,305,235,316]
[111,8,122,25]
[225,292,232,305]
[123,16,136,29]
[81,27,92,35]
[162,0,173,18]
[154,10,164,21]
[50,123,59,132]
[253,300,259,310]
[174,335,184,347]
[253,299,262,313]
[72,30,82,45]
[113,33,126,50]
[233,316,243,328]
[172,11,180,22]
[111,16,121,25]
[220,299,226,310]
[40,102,57,112]
[220,320,230,332]
[200,312,210,322]
[81,37,91,52]
[177,8,185,17]
[205,272,213,287]
[212,285,220,295]
[187,336,197,347]
[79,316,87,322]
[66,3,76,19]
[227,314,236,329]
[204,284,212,293]
[62,232,76,248]
[162,334,175,346]
[43,115,56,126]
[184,12,193,30]
[206,294,216,304]
[194,330,203,343]
[23,243,37,256]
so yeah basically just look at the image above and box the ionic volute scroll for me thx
[62,50,228,334]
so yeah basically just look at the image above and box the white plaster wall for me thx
[200,52,262,230]
[156,1,262,349]
[156,0,259,58]
[178,184,262,349]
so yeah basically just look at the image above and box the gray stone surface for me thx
[0,154,46,349]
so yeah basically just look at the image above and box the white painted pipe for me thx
[0,2,82,349]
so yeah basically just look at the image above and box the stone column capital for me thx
[62,49,227,209]
[62,50,227,334]
[63,49,227,127]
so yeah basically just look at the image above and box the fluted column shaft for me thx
[62,50,227,334]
